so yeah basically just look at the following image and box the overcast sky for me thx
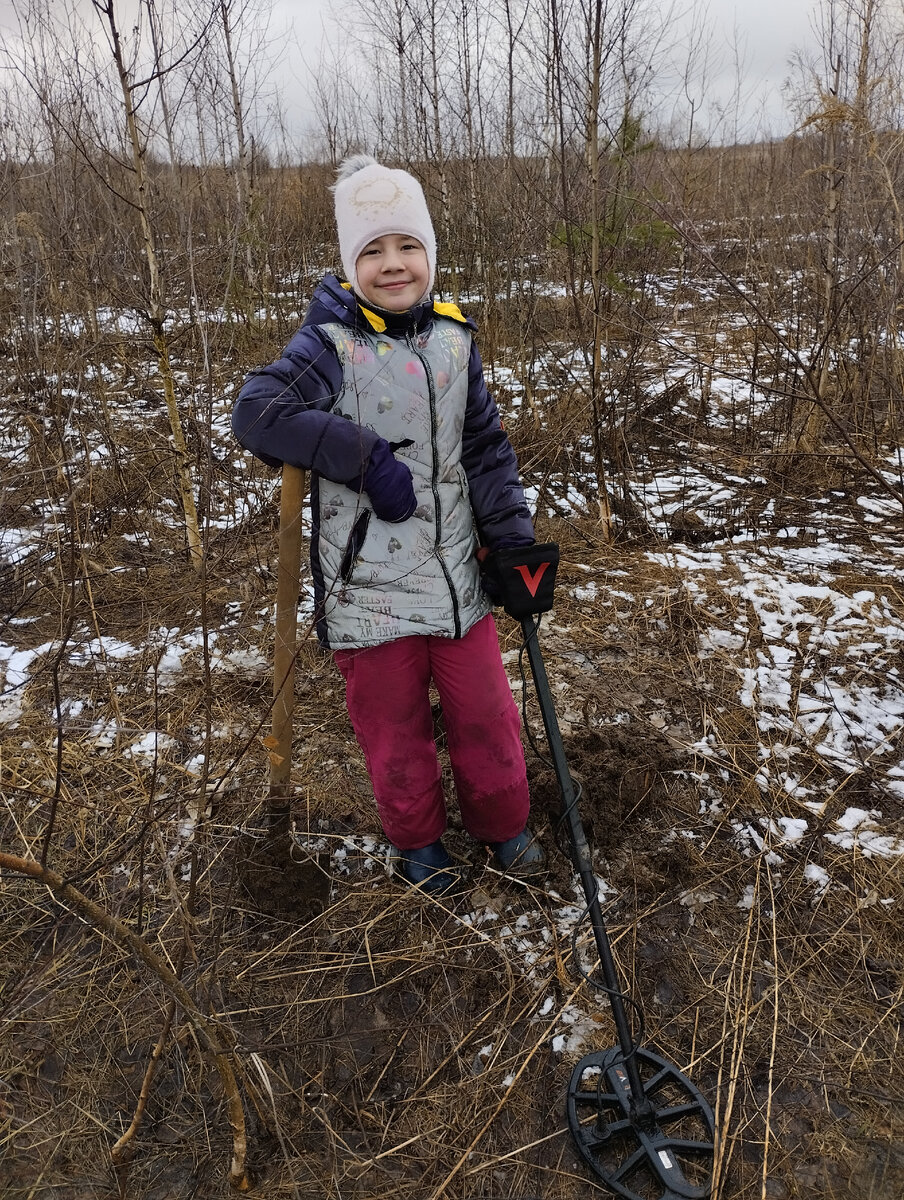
[279,0,823,146]
[0,0,823,144]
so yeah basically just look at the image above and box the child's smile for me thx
[355,234,430,311]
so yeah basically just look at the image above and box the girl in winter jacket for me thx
[231,155,544,894]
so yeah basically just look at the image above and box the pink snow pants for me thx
[333,614,529,850]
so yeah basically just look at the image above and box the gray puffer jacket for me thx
[232,275,535,649]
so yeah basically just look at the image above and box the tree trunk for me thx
[94,0,203,568]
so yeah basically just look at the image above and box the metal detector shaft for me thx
[520,615,650,1110]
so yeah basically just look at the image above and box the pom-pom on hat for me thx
[333,154,436,303]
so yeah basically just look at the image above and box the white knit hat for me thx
[333,155,436,303]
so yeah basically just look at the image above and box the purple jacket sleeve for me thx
[460,340,535,549]
[231,325,380,486]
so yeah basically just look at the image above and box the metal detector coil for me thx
[567,1047,715,1200]
[509,545,716,1199]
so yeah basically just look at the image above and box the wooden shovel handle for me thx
[270,464,306,812]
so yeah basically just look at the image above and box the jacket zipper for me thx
[339,509,371,582]
[408,333,461,638]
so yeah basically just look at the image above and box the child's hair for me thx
[332,155,436,300]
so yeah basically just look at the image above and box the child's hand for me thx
[479,542,558,618]
[363,439,417,522]
[477,540,537,607]
[475,546,500,603]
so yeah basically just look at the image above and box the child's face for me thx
[355,234,430,311]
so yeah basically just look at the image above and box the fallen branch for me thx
[110,994,177,1164]
[0,850,251,1191]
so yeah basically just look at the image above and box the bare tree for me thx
[91,0,205,565]
[792,0,904,452]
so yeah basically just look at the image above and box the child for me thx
[232,155,544,894]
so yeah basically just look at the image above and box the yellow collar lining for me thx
[340,281,466,331]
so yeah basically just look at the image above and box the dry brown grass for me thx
[3,263,904,1198]
[3,501,903,1200]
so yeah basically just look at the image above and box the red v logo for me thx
[513,561,550,597]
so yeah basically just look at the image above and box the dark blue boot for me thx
[391,840,459,895]
[488,828,546,876]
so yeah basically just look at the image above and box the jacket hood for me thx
[303,274,475,336]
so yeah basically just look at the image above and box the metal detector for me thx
[486,543,716,1200]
